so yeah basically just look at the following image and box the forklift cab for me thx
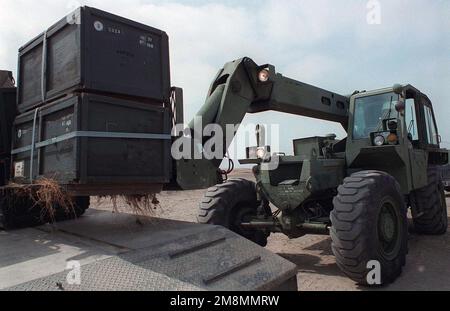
[403,87,441,149]
[401,85,448,189]
[347,84,448,193]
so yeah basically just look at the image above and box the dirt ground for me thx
[95,169,450,291]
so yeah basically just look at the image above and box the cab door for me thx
[421,97,441,148]
[404,95,428,190]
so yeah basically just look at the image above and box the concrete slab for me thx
[41,209,213,250]
[1,209,298,291]
[0,227,113,289]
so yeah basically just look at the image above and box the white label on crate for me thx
[107,27,122,34]
[94,21,104,32]
[14,161,25,178]
[139,35,154,49]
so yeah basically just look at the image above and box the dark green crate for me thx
[12,93,172,191]
[17,6,170,113]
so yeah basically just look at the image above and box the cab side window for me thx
[404,98,419,141]
[423,105,439,145]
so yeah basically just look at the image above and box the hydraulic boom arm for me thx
[176,57,349,190]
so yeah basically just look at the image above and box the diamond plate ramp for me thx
[6,257,201,291]
[5,210,297,291]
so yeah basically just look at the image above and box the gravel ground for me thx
[95,169,450,291]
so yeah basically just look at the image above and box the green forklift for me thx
[174,57,449,285]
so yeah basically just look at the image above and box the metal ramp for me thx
[1,210,297,291]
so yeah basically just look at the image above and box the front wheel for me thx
[331,171,408,286]
[197,178,270,247]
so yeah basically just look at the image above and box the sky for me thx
[0,0,449,161]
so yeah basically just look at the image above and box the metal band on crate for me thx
[28,27,48,182]
[29,107,41,182]
[11,131,172,155]
[41,29,48,103]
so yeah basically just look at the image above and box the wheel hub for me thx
[378,202,400,256]
[380,211,395,242]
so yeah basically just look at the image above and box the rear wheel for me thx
[197,178,270,247]
[331,171,408,286]
[412,167,448,235]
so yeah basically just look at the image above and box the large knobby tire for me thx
[331,171,408,286]
[197,178,269,247]
[412,167,448,235]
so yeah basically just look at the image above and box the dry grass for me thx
[33,178,76,221]
[8,178,161,224]
[96,194,160,217]
[8,178,76,222]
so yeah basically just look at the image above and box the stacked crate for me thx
[11,7,172,195]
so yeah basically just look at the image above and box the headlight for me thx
[246,146,271,159]
[387,133,398,145]
[258,69,270,82]
[256,147,267,159]
[374,135,385,146]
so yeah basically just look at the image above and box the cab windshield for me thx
[353,92,399,139]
